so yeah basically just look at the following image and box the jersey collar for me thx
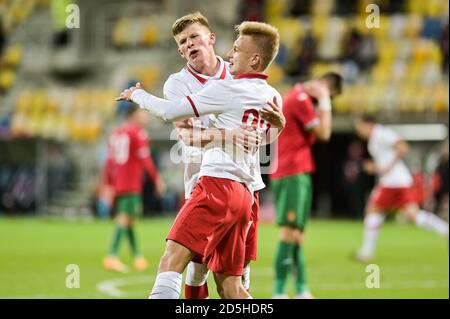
[186,56,228,85]
[234,73,268,80]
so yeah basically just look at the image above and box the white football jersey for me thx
[163,57,265,198]
[132,73,281,194]
[368,124,413,188]
[177,73,281,194]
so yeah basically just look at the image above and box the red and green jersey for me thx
[103,123,159,195]
[271,84,319,180]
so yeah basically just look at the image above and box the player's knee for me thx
[116,214,128,227]
[158,242,193,273]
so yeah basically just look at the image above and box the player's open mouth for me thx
[189,50,199,58]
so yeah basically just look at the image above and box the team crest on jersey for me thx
[287,210,296,222]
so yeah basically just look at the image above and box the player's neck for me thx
[189,54,219,76]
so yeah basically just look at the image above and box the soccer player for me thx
[102,105,166,273]
[117,21,282,299]
[354,116,449,262]
[270,73,343,299]
[162,12,285,299]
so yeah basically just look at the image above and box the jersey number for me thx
[242,109,271,131]
[111,134,130,164]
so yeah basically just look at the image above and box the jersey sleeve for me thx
[131,89,195,121]
[131,82,233,122]
[295,92,319,130]
[380,127,400,147]
[187,81,234,117]
[163,76,189,101]
[133,129,159,183]
[134,129,151,159]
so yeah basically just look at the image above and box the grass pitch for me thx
[0,217,447,299]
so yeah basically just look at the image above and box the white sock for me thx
[415,210,449,237]
[185,261,209,286]
[242,265,251,290]
[149,271,182,299]
[360,214,385,256]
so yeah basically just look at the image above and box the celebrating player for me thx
[102,105,165,273]
[354,116,449,262]
[162,12,284,299]
[270,73,343,299]
[117,21,282,299]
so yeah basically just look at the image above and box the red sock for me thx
[185,283,209,299]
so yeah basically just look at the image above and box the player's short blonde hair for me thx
[235,21,280,71]
[172,12,211,37]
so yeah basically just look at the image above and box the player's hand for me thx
[155,177,166,198]
[303,81,330,99]
[226,125,261,153]
[363,160,377,175]
[115,82,142,101]
[261,96,285,129]
[177,128,193,146]
[174,118,194,129]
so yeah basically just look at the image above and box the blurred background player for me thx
[270,72,343,299]
[354,116,449,262]
[102,105,165,273]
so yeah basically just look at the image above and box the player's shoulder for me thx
[164,70,188,87]
[266,83,282,100]
[121,123,147,139]
[134,126,149,140]
[376,124,398,139]
[286,84,312,107]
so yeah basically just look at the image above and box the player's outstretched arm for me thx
[116,82,232,122]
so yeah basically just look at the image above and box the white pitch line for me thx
[96,275,154,297]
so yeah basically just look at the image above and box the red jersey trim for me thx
[219,63,227,79]
[186,65,207,84]
[234,73,268,80]
[186,96,200,117]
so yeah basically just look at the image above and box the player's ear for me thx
[251,53,260,68]
[209,32,216,45]
[178,47,185,58]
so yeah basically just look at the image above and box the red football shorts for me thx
[167,176,252,276]
[368,186,416,212]
[245,191,259,261]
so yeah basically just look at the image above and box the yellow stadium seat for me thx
[267,63,284,87]
[112,17,132,47]
[269,17,303,50]
[404,15,423,39]
[141,24,158,46]
[0,69,16,91]
[265,0,288,19]
[311,16,328,39]
[3,45,23,67]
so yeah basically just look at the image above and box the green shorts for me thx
[115,194,142,217]
[271,173,312,229]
